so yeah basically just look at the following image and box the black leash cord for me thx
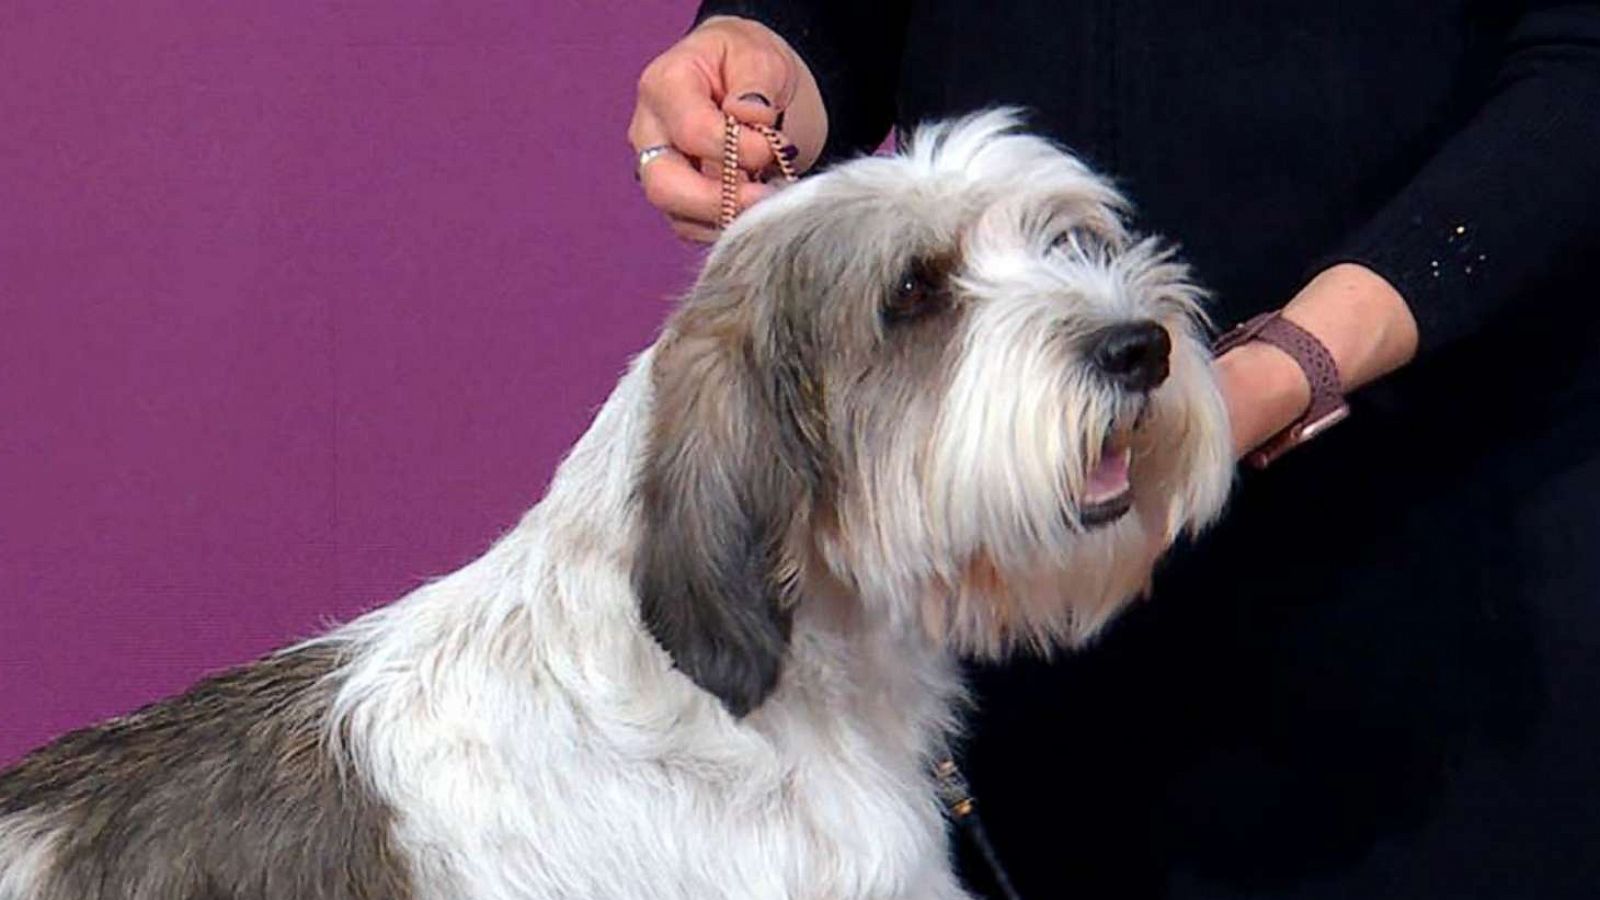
[933,758,1024,900]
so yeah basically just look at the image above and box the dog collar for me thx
[1214,310,1350,468]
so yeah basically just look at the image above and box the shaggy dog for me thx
[0,111,1232,900]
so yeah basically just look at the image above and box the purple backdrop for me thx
[0,1,703,763]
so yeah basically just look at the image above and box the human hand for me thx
[629,16,828,242]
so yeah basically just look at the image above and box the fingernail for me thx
[737,92,772,108]
[780,144,799,162]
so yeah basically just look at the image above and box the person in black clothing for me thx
[629,4,1600,897]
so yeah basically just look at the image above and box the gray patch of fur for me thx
[0,643,414,900]
[633,191,969,718]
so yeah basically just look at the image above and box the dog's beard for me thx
[819,281,1231,658]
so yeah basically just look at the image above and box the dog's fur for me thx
[0,111,1232,900]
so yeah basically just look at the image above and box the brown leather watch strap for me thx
[1214,311,1350,468]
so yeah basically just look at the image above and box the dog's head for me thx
[634,111,1233,716]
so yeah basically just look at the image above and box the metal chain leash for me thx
[718,114,798,230]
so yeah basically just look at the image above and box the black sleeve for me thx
[1321,3,1600,358]
[695,1,912,162]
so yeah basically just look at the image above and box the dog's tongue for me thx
[1085,447,1132,502]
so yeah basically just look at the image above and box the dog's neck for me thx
[780,572,967,757]
[517,348,964,766]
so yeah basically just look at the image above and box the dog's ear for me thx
[633,294,825,718]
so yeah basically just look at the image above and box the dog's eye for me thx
[1050,228,1114,259]
[883,259,945,324]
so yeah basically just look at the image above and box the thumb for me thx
[718,43,793,129]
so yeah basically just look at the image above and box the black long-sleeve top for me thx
[698,3,1600,899]
[702,1,1600,357]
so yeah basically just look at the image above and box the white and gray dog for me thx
[0,111,1232,900]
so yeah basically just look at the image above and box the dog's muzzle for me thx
[1078,319,1171,527]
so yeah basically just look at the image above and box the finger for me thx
[723,91,782,129]
[627,104,676,166]
[630,106,708,199]
[719,39,799,173]
[641,152,774,224]
[639,151,721,222]
[667,214,720,244]
[641,62,784,174]
[730,179,778,217]
[718,37,792,127]
[666,193,778,245]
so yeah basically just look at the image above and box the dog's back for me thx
[0,642,416,900]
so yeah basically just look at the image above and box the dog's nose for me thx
[1088,320,1171,392]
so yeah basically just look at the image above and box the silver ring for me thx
[635,144,673,179]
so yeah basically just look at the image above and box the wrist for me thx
[1213,262,1416,462]
[1216,340,1312,459]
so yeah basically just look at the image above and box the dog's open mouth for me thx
[1079,400,1149,529]
[1080,436,1133,528]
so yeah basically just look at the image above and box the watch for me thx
[1213,310,1350,469]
